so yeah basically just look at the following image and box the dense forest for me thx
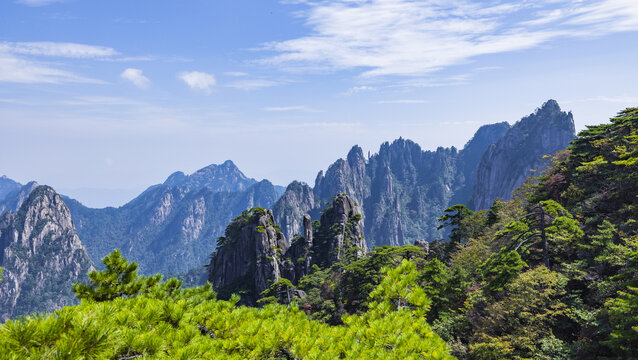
[1,108,637,359]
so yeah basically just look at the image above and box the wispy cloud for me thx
[263,0,638,78]
[224,71,248,77]
[0,41,122,84]
[120,68,150,88]
[179,71,216,94]
[226,79,281,91]
[263,105,323,112]
[345,85,376,95]
[377,99,427,104]
[0,53,103,84]
[15,0,66,6]
[0,41,117,58]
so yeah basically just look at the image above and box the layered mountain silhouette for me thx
[273,100,575,248]
[0,100,575,279]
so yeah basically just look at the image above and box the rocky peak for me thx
[470,100,575,210]
[207,208,288,305]
[313,194,367,267]
[273,181,315,241]
[0,185,93,321]
[163,160,257,193]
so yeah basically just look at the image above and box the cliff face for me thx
[66,163,282,276]
[208,208,288,305]
[313,194,367,267]
[273,100,575,247]
[208,194,365,304]
[273,181,315,241]
[0,186,93,321]
[470,100,576,210]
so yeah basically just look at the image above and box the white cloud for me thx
[226,79,280,91]
[120,68,150,88]
[264,0,638,77]
[345,85,376,95]
[263,105,324,112]
[0,41,117,58]
[179,71,216,94]
[0,52,103,84]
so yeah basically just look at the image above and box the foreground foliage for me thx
[0,256,452,360]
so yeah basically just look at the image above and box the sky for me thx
[1,0,638,208]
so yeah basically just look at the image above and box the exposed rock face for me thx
[208,208,288,305]
[470,99,575,210]
[0,186,93,321]
[273,100,575,247]
[313,194,367,267]
[0,176,21,202]
[209,195,365,304]
[0,181,40,215]
[273,181,315,242]
[283,214,314,284]
[65,163,282,276]
[450,122,511,206]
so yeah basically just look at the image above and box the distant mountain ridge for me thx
[65,161,283,275]
[273,100,575,248]
[0,176,21,202]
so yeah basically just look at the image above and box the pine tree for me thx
[73,249,161,301]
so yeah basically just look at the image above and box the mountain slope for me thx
[0,186,93,321]
[66,163,282,275]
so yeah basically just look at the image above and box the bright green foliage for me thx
[479,250,527,294]
[0,260,453,360]
[604,286,638,356]
[538,107,638,234]
[258,278,297,305]
[73,249,161,302]
[368,260,431,317]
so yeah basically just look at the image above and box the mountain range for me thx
[0,99,576,318]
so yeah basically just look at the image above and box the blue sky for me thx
[1,0,638,207]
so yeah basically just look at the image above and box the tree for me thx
[73,249,161,302]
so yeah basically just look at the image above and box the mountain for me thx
[0,176,21,202]
[469,99,576,210]
[0,181,40,215]
[163,160,258,192]
[0,186,93,321]
[65,161,282,275]
[274,100,574,248]
[208,194,366,305]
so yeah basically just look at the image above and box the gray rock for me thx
[470,100,575,210]
[0,186,94,321]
